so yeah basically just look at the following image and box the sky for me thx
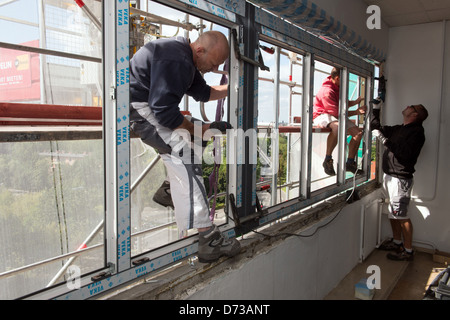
[0,0,39,44]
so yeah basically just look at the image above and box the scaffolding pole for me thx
[74,0,102,31]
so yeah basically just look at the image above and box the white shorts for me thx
[383,174,413,220]
[313,113,356,129]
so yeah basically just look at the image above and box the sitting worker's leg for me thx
[346,126,363,173]
[323,122,338,176]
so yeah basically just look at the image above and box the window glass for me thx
[0,0,104,299]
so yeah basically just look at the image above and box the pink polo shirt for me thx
[313,76,340,119]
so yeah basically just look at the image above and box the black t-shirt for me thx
[371,109,425,179]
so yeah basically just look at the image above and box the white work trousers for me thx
[131,102,212,234]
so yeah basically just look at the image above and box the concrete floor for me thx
[325,249,448,300]
[388,250,448,300]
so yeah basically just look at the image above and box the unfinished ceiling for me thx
[363,0,450,27]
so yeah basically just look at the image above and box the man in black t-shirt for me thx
[371,101,428,261]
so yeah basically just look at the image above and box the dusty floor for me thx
[388,250,448,300]
[325,249,448,300]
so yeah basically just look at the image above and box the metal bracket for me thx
[90,262,115,282]
[91,271,111,282]
[132,257,150,266]
[231,29,269,72]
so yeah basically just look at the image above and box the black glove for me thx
[209,121,233,133]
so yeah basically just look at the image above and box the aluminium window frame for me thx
[23,0,378,300]
[25,0,243,300]
[246,5,375,228]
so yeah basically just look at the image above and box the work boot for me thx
[323,159,336,176]
[198,225,241,263]
[152,180,174,209]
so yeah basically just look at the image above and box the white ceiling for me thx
[362,0,450,27]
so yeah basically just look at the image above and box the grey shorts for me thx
[383,174,413,219]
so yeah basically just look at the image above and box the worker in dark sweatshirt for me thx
[129,31,240,263]
[371,101,428,261]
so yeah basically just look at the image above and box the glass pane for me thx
[130,1,230,254]
[0,0,102,106]
[348,72,365,177]
[311,61,336,191]
[0,139,104,299]
[257,41,304,206]
[0,0,104,299]
[257,41,276,207]
[281,51,303,201]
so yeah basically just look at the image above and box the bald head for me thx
[191,31,229,73]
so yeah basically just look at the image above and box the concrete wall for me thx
[186,190,383,300]
[112,5,450,302]
[314,0,450,253]
[382,21,450,253]
[184,19,450,303]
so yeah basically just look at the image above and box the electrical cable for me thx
[228,91,368,242]
[229,205,344,240]
[229,174,358,240]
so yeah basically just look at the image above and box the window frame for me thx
[15,0,378,299]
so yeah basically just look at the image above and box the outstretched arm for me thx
[208,84,228,101]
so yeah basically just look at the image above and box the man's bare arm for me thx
[208,84,228,101]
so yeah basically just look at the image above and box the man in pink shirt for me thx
[313,67,366,175]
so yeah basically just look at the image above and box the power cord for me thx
[234,104,367,241]
[229,205,344,240]
[230,177,358,240]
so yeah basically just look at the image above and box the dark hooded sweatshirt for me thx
[129,36,211,129]
[370,109,425,179]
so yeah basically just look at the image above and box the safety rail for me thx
[0,103,195,142]
[0,102,340,142]
[0,102,102,126]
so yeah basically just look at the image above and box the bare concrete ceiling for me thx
[363,0,450,27]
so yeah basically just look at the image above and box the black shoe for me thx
[346,161,358,174]
[378,239,403,251]
[152,181,174,209]
[323,159,336,176]
[387,248,414,261]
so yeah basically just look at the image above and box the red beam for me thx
[0,102,102,126]
[0,103,192,126]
